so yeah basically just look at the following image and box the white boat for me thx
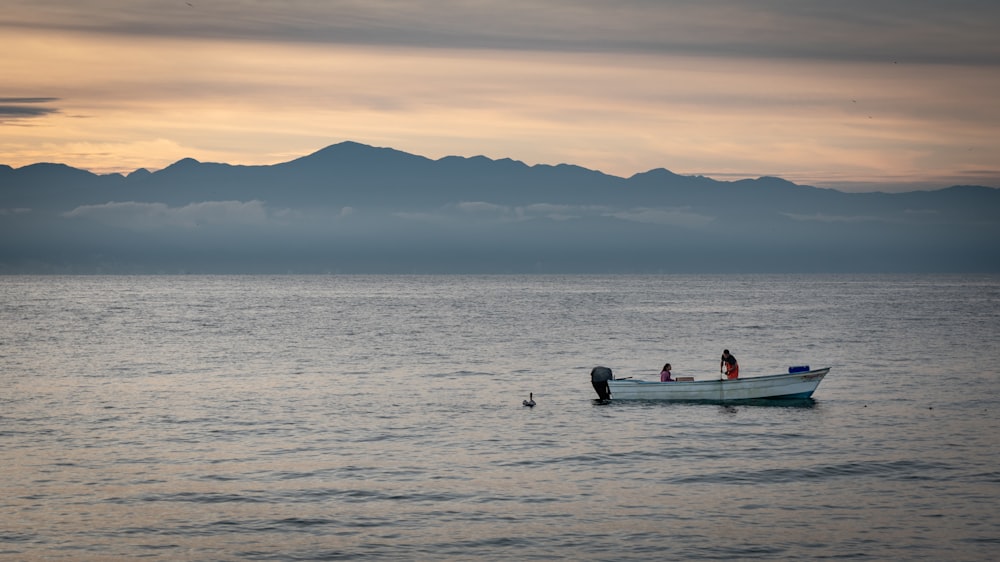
[590,366,830,402]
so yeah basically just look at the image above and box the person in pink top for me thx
[660,363,674,382]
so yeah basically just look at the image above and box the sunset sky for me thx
[3,0,999,192]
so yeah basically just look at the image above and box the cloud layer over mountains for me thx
[2,142,998,273]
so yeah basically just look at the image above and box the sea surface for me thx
[2,274,999,561]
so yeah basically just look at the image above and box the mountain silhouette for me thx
[1,141,998,273]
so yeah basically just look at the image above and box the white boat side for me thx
[603,368,830,402]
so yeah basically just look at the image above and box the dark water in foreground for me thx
[2,275,999,560]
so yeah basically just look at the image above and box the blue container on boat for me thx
[788,365,810,373]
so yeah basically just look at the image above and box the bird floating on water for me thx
[523,393,535,407]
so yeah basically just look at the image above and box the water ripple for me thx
[673,459,955,485]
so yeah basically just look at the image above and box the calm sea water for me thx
[2,275,999,561]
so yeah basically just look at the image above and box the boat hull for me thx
[604,368,830,402]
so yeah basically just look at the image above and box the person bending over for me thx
[720,350,739,379]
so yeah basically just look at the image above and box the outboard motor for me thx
[591,366,614,400]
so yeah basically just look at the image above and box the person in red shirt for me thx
[721,349,739,379]
[660,363,674,382]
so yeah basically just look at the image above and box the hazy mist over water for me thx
[2,274,999,560]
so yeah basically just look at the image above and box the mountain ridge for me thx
[3,140,997,197]
[1,141,997,273]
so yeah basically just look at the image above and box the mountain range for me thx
[2,141,998,273]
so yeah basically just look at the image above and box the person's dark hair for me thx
[662,363,671,371]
